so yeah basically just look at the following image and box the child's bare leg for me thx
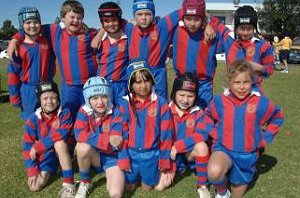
[125,183,137,192]
[28,171,50,192]
[155,172,175,191]
[141,182,153,191]
[105,166,125,198]
[208,151,232,195]
[231,184,248,198]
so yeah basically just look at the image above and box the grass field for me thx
[0,58,299,198]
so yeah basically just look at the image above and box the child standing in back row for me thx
[7,7,56,120]
[205,60,284,198]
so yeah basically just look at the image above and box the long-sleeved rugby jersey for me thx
[23,107,73,177]
[169,102,209,153]
[205,89,284,152]
[14,23,98,85]
[124,9,182,68]
[172,17,243,80]
[96,32,129,82]
[74,105,130,170]
[238,38,275,90]
[118,92,174,170]
[7,36,56,106]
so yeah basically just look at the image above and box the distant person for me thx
[205,60,284,198]
[23,82,75,197]
[272,36,281,65]
[278,35,292,73]
[7,7,56,120]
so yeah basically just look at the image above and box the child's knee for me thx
[125,183,136,192]
[193,142,209,156]
[108,188,123,198]
[76,142,93,157]
[208,163,225,181]
[54,140,68,152]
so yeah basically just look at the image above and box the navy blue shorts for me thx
[212,143,258,185]
[125,149,160,186]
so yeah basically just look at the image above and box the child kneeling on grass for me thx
[74,76,130,198]
[155,73,211,198]
[23,81,75,198]
[117,60,174,191]
[205,60,284,198]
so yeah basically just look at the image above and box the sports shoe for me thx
[281,70,289,73]
[58,183,76,198]
[215,189,231,198]
[75,182,91,198]
[197,185,211,198]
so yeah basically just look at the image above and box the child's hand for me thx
[28,175,37,187]
[91,28,106,50]
[109,135,123,149]
[7,38,19,59]
[30,147,37,160]
[170,146,177,160]
[204,23,216,43]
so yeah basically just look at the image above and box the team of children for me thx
[7,0,284,198]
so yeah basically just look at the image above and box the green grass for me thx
[1,58,300,197]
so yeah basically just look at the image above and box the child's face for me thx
[183,15,202,33]
[102,17,120,34]
[175,90,196,110]
[89,95,109,116]
[236,24,254,41]
[40,92,59,113]
[131,71,152,100]
[23,19,41,37]
[135,10,153,29]
[62,11,83,34]
[229,71,253,100]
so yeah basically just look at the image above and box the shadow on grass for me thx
[172,168,193,187]
[248,153,278,191]
[0,90,9,103]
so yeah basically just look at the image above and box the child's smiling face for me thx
[229,71,253,100]
[62,11,83,34]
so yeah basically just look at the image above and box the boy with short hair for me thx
[23,81,75,198]
[7,7,56,120]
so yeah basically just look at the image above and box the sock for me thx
[210,177,228,195]
[79,170,91,183]
[195,155,209,187]
[62,169,74,184]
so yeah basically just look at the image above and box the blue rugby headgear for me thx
[83,76,113,110]
[133,0,155,18]
[18,7,41,31]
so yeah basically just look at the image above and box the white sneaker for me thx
[215,189,231,198]
[75,182,91,198]
[58,183,76,198]
[197,185,211,198]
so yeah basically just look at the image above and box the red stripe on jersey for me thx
[77,35,89,83]
[129,27,141,59]
[196,41,210,79]
[144,102,157,148]
[100,41,110,77]
[176,28,189,75]
[61,31,72,82]
[148,26,161,67]
[244,97,259,150]
[222,96,234,150]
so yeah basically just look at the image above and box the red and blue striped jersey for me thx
[96,32,129,81]
[238,38,275,90]
[14,23,98,85]
[118,92,174,170]
[23,107,73,177]
[172,17,243,80]
[205,89,284,152]
[74,105,130,170]
[169,102,209,153]
[7,36,56,106]
[124,9,182,68]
